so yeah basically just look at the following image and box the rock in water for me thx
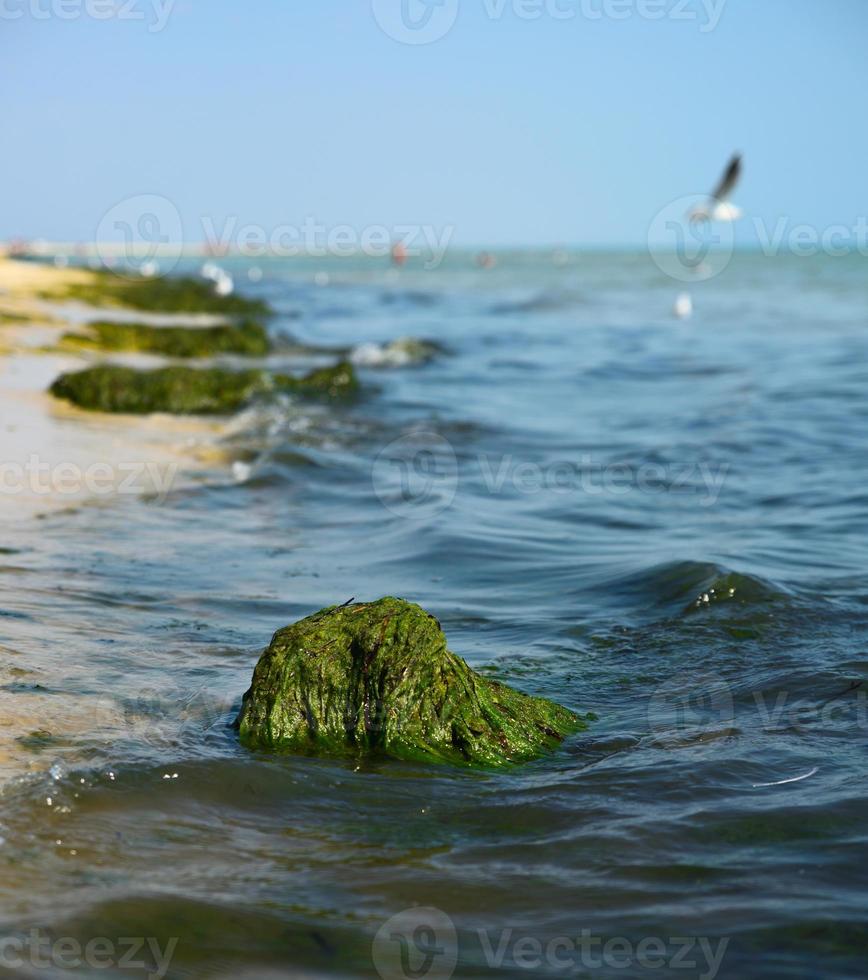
[47,271,270,317]
[60,318,271,358]
[49,361,358,414]
[50,364,266,414]
[237,597,587,768]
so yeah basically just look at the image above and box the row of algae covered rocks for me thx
[40,269,592,768]
[43,269,361,413]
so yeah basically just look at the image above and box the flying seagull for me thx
[689,153,743,223]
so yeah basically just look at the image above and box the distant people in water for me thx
[476,251,496,269]
[391,240,408,266]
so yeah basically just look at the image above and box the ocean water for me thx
[1,251,867,978]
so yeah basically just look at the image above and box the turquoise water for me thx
[1,251,867,978]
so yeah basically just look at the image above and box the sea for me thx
[0,250,866,978]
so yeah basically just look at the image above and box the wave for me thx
[593,560,796,620]
[350,337,446,368]
[379,288,439,308]
[488,289,585,316]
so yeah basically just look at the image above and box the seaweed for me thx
[237,597,588,768]
[49,361,359,414]
[45,271,270,317]
[61,318,271,358]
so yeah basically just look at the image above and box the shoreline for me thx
[0,258,235,782]
[0,258,231,517]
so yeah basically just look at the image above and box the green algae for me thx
[0,310,37,325]
[61,318,271,358]
[275,361,359,400]
[49,361,358,415]
[51,364,265,414]
[46,272,269,317]
[237,597,586,768]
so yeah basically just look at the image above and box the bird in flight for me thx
[689,153,743,223]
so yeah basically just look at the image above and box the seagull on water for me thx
[688,153,743,223]
[673,291,693,319]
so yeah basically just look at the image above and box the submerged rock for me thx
[237,597,585,768]
[49,361,358,414]
[61,318,271,358]
[285,361,359,399]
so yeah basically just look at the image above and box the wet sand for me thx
[0,257,227,778]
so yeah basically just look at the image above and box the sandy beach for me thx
[0,257,226,518]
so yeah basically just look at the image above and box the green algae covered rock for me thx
[61,318,271,358]
[49,361,359,415]
[50,272,270,318]
[276,361,359,400]
[50,364,267,414]
[237,597,585,768]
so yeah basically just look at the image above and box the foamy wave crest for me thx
[350,337,444,368]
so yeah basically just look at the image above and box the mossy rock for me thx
[237,597,587,768]
[49,361,359,415]
[61,318,270,358]
[47,272,269,317]
[275,361,359,400]
[0,310,37,325]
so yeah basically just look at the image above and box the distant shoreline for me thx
[3,242,832,259]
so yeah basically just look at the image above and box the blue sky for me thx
[1,0,866,246]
